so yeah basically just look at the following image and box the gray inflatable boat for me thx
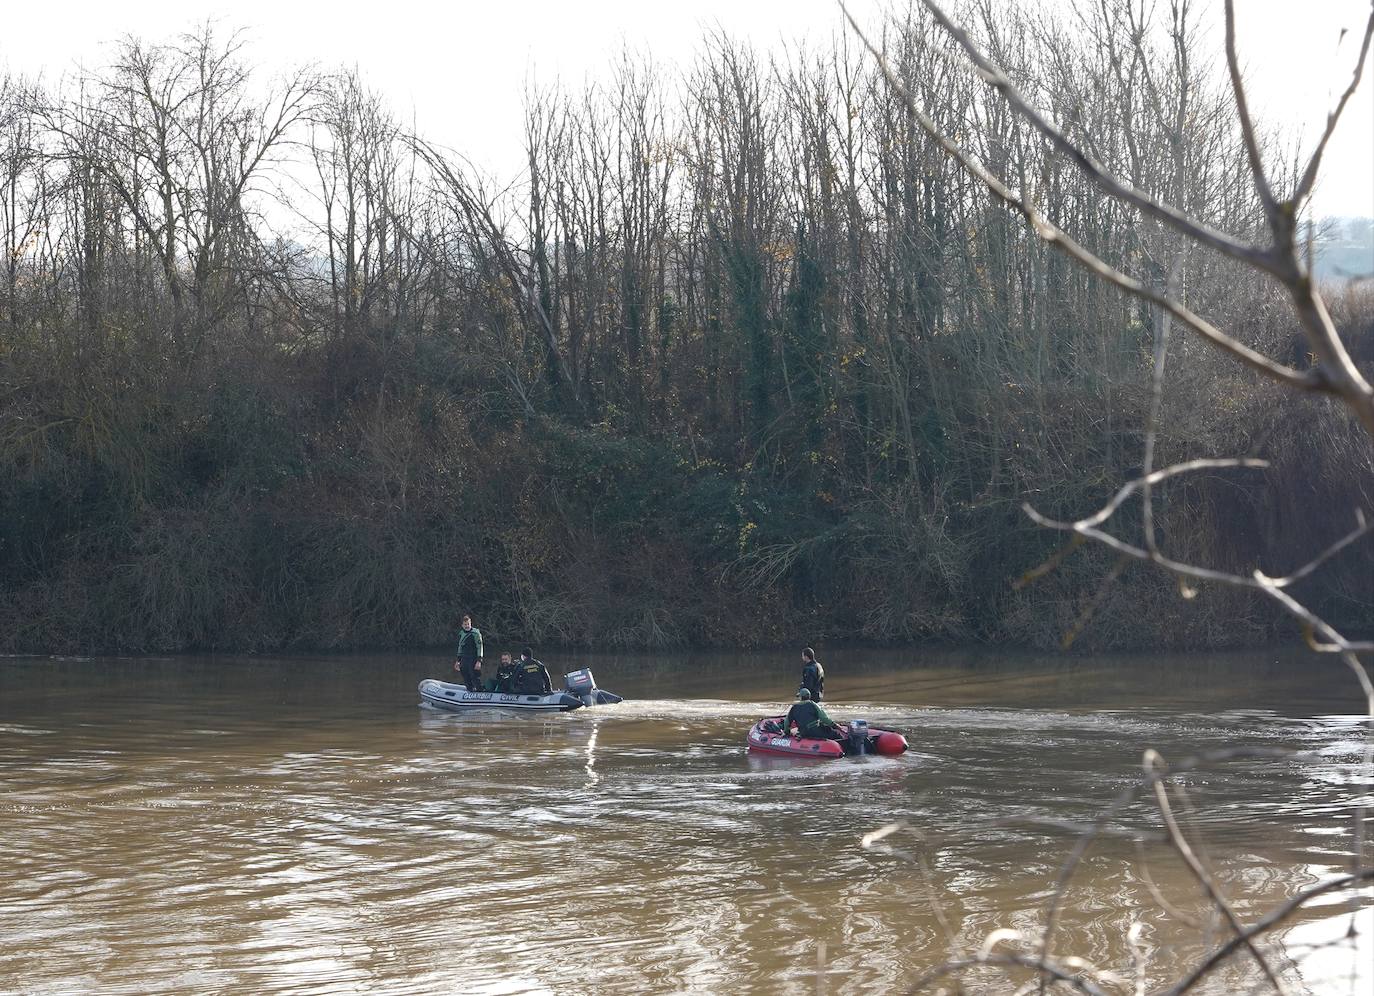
[418,668,623,713]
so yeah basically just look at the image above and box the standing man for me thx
[799,647,825,701]
[454,615,484,691]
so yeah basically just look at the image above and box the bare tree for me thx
[45,25,316,358]
[0,73,49,332]
[305,68,426,401]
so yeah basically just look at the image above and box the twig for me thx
[1032,458,1269,533]
[1004,815,1163,842]
[1061,554,1130,649]
[1165,868,1374,995]
[1023,470,1374,665]
[1013,534,1085,591]
[906,0,1282,275]
[1251,578,1374,662]
[1221,0,1279,224]
[909,950,1114,995]
[1144,749,1288,993]
[1036,747,1304,983]
[1141,251,1184,556]
[836,3,1321,394]
[861,824,962,954]
[1263,510,1372,590]
[1290,4,1374,211]
[1133,837,1204,930]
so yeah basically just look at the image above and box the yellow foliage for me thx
[736,520,757,554]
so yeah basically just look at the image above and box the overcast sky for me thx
[3,0,1371,219]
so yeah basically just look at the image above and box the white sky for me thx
[2,0,1371,219]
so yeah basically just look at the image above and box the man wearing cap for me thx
[780,687,842,741]
[514,647,553,694]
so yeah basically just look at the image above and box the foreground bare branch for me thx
[1144,749,1288,993]
[909,949,1116,995]
[1166,868,1374,995]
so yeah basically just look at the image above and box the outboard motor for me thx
[849,719,870,755]
[564,668,597,706]
[563,668,625,707]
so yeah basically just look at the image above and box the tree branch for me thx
[1144,749,1288,993]
[837,4,1320,395]
[908,0,1281,275]
[1166,868,1374,995]
[1221,0,1279,223]
[1291,4,1374,211]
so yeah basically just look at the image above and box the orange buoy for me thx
[874,731,908,756]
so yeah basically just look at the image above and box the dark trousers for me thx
[458,661,480,691]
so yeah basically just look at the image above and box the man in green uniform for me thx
[780,687,842,740]
[484,652,519,693]
[454,615,484,691]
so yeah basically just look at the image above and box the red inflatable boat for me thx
[746,717,908,759]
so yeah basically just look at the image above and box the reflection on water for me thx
[0,648,1370,994]
[583,722,600,791]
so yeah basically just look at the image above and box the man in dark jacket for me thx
[780,687,841,740]
[514,647,553,694]
[454,615,484,691]
[484,652,519,693]
[799,647,825,701]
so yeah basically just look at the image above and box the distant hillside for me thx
[1316,216,1374,281]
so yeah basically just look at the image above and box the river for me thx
[1,648,1370,994]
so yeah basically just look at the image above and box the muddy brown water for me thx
[1,648,1370,994]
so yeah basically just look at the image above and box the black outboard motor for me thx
[563,668,624,707]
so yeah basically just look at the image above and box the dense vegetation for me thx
[2,6,1372,653]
